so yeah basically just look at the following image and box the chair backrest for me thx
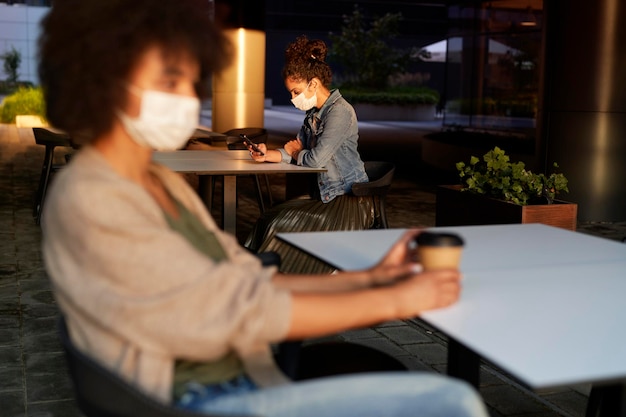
[32,127,74,148]
[351,161,396,228]
[354,161,395,195]
[57,317,257,417]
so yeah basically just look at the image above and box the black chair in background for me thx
[195,127,272,216]
[224,128,274,213]
[351,161,396,229]
[32,127,75,225]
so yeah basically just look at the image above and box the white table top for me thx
[277,224,626,389]
[422,260,626,388]
[277,224,626,272]
[153,150,325,175]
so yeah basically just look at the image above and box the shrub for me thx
[0,86,46,124]
[341,86,440,105]
[456,146,569,205]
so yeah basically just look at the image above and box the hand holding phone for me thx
[240,134,265,156]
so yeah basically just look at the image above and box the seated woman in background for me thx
[244,36,373,274]
[39,1,488,416]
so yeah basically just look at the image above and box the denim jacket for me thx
[278,89,368,203]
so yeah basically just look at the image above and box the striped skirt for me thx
[244,194,375,274]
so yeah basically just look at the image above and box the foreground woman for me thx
[39,1,488,416]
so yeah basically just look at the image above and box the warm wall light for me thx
[520,5,537,26]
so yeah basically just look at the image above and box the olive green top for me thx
[164,198,245,400]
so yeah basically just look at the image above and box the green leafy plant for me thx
[329,6,410,89]
[456,147,569,205]
[0,86,46,124]
[1,46,21,84]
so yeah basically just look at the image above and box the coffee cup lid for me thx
[416,231,464,247]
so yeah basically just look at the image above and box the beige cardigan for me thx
[42,147,292,403]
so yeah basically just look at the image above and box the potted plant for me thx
[436,147,578,230]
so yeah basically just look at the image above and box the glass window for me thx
[443,0,543,139]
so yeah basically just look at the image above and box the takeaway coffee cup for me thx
[415,232,465,271]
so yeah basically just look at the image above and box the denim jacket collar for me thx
[304,89,343,129]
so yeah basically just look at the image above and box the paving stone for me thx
[393,354,434,372]
[22,317,62,354]
[541,390,589,417]
[27,399,81,417]
[0,346,23,370]
[344,337,411,358]
[338,327,380,340]
[0,326,21,347]
[376,324,434,345]
[0,365,23,395]
[24,352,73,403]
[0,315,20,329]
[481,384,565,416]
[0,389,26,417]
[402,342,449,366]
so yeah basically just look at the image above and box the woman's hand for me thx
[284,138,303,158]
[367,229,422,287]
[249,143,268,162]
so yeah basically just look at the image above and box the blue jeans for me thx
[175,372,488,417]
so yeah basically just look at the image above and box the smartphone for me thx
[240,134,265,155]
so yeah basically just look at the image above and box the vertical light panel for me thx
[212,28,266,133]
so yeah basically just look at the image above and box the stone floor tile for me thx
[24,353,73,403]
[402,342,449,366]
[0,326,21,347]
[0,365,23,391]
[338,327,380,340]
[540,390,589,417]
[481,384,567,416]
[27,399,81,417]
[342,337,410,358]
[376,324,434,345]
[394,354,434,372]
[0,390,26,417]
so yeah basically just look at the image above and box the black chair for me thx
[196,127,272,216]
[351,161,396,229]
[224,128,273,213]
[58,316,259,417]
[32,127,74,225]
[57,253,282,417]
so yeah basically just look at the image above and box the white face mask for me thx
[118,88,200,151]
[291,82,317,112]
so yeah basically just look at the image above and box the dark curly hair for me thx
[38,0,232,144]
[281,35,332,87]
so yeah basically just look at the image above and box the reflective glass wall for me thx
[441,0,543,138]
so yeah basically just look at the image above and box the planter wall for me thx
[436,185,578,231]
[353,103,436,121]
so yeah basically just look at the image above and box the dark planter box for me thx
[436,185,578,231]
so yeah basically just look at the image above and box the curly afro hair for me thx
[38,0,232,143]
[281,35,332,87]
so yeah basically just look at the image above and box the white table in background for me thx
[153,150,325,235]
[277,224,626,417]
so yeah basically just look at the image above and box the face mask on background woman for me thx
[291,82,317,111]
